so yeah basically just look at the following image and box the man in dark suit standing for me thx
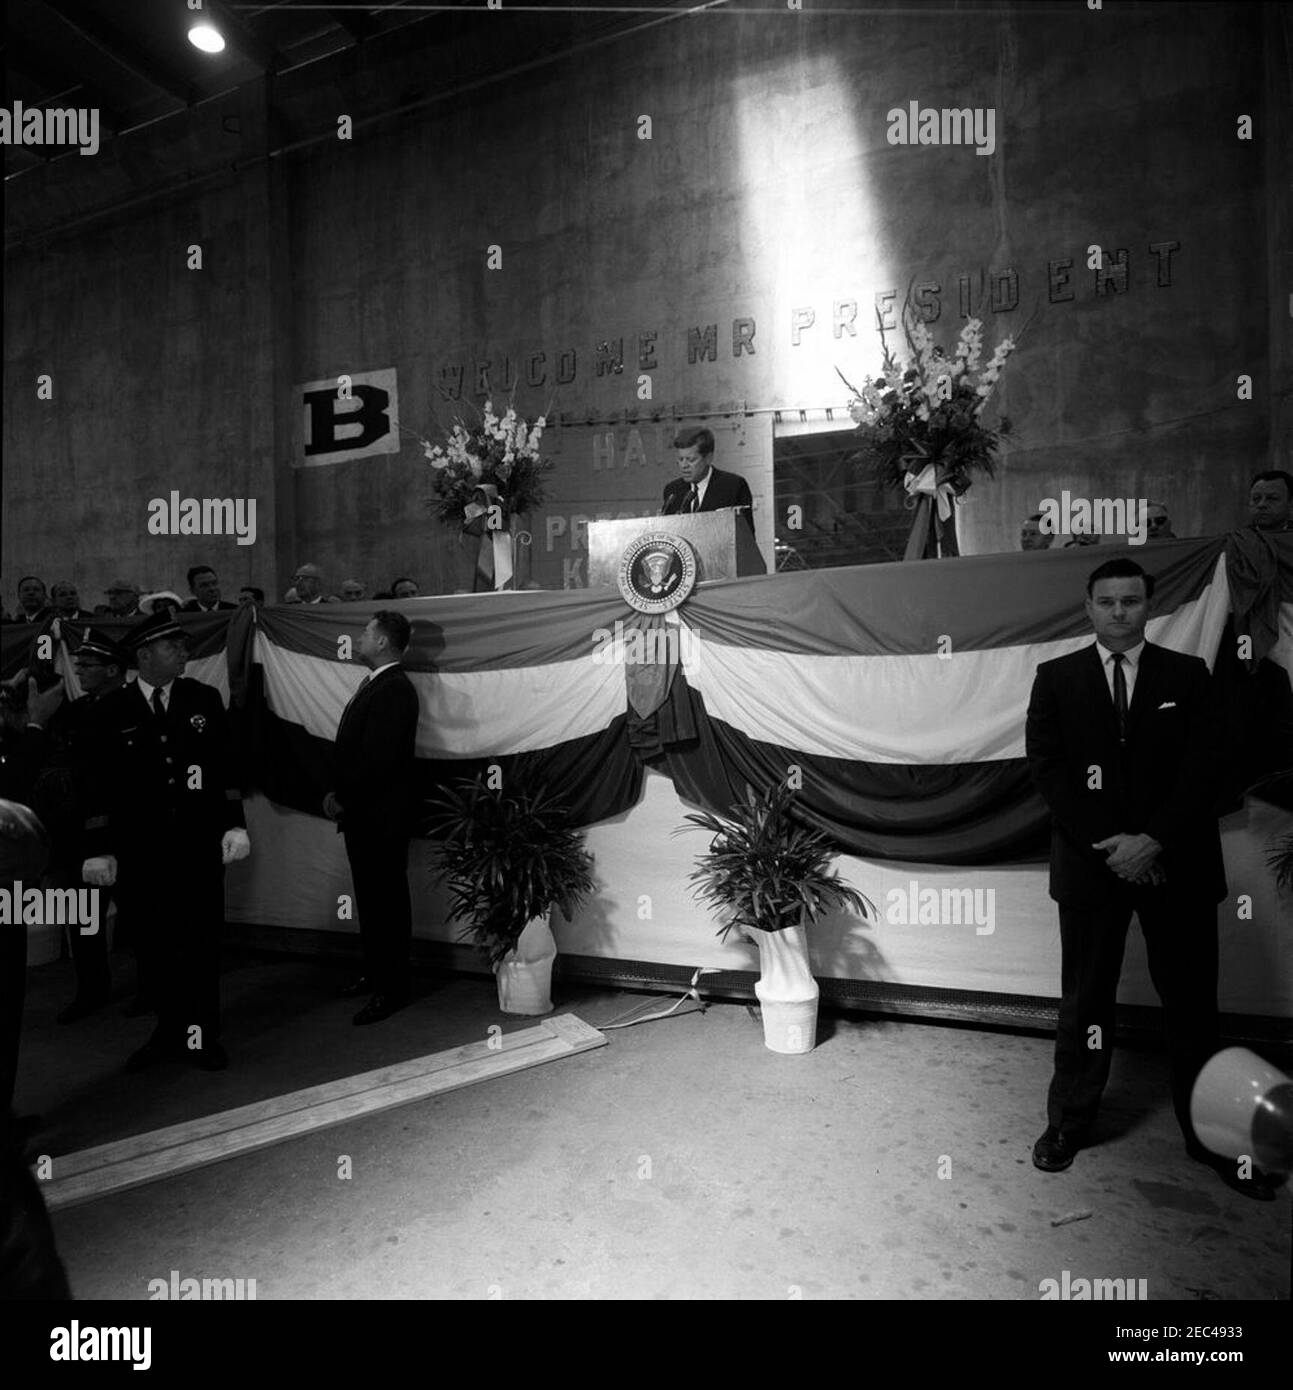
[79,612,249,1072]
[1026,558,1278,1198]
[325,611,420,1025]
[660,426,755,532]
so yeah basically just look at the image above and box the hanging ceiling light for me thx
[187,23,226,55]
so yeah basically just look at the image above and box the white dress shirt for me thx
[135,675,175,712]
[1095,639,1144,705]
[361,661,400,687]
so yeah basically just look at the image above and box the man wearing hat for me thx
[33,630,129,1023]
[95,581,141,619]
[77,611,250,1071]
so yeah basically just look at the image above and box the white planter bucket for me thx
[495,913,556,1015]
[751,921,819,1054]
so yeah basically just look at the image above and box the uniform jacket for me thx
[334,666,420,836]
[1025,641,1226,907]
[32,689,114,868]
[79,677,244,862]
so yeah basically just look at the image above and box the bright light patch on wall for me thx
[187,24,226,55]
[732,52,892,412]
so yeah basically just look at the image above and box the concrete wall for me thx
[4,3,1287,602]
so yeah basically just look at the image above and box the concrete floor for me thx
[14,946,1290,1301]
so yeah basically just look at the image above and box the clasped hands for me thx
[1092,832,1165,887]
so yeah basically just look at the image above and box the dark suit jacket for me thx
[1025,642,1226,907]
[661,466,754,529]
[79,678,244,866]
[180,600,237,612]
[334,666,420,836]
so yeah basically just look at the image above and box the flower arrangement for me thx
[419,399,551,528]
[837,304,1015,505]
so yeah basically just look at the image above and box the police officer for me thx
[33,630,129,1023]
[78,612,250,1072]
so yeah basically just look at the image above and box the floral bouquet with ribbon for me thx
[421,398,551,527]
[838,303,1014,557]
[417,398,552,589]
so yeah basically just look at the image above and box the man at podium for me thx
[660,426,754,532]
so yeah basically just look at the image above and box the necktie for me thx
[684,484,699,514]
[151,687,166,722]
[1110,652,1128,743]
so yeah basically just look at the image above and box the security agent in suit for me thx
[324,610,420,1024]
[79,612,250,1072]
[660,425,755,531]
[1025,558,1279,1199]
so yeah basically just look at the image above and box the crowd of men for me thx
[1018,470,1293,550]
[0,565,431,626]
[1,605,420,1105]
[7,475,1290,620]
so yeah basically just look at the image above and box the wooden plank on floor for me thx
[51,1017,571,1179]
[41,1014,605,1212]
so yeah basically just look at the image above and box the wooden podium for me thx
[586,508,766,588]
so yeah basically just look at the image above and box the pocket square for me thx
[1156,701,1177,710]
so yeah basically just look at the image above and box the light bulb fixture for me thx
[187,23,226,55]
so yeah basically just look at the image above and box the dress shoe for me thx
[188,1042,229,1072]
[58,994,109,1024]
[122,996,154,1018]
[353,993,409,1026]
[1032,1126,1080,1172]
[1185,1141,1282,1201]
[338,975,372,999]
[124,1035,184,1073]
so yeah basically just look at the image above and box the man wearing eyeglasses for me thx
[291,563,336,603]
[1144,502,1176,540]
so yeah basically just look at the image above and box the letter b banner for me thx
[297,367,400,467]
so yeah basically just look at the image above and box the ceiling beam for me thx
[203,1,290,74]
[3,36,126,133]
[37,0,198,109]
[327,9,378,42]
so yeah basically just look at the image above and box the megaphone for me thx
[1190,1047,1293,1179]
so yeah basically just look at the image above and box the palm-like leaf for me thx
[1267,833,1293,895]
[426,777,596,966]
[679,782,873,937]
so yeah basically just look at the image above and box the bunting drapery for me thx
[5,533,1290,865]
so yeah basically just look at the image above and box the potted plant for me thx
[427,775,596,1015]
[682,782,872,1053]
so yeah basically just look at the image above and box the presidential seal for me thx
[617,532,698,614]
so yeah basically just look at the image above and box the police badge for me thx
[190,714,207,732]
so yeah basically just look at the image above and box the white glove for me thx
[221,828,251,864]
[82,856,117,887]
